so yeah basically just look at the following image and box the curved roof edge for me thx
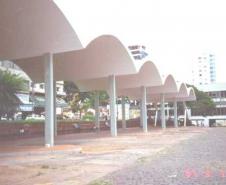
[0,0,82,60]
[76,60,162,92]
[14,34,140,82]
[146,74,178,94]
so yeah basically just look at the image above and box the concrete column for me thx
[31,82,35,111]
[109,75,117,136]
[122,96,126,129]
[160,94,166,129]
[154,104,158,127]
[183,101,187,127]
[166,103,170,120]
[140,99,143,127]
[54,80,57,136]
[173,100,178,128]
[95,91,100,130]
[141,86,148,132]
[116,100,119,121]
[44,53,54,147]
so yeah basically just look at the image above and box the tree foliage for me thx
[186,85,215,116]
[0,70,27,119]
[64,81,109,118]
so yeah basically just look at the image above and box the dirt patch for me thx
[0,127,208,185]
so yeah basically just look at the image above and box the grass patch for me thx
[41,164,49,169]
[89,180,112,185]
[0,120,44,124]
[136,156,148,164]
[35,171,44,176]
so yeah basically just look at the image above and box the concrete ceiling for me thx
[14,35,143,82]
[75,60,163,92]
[0,0,82,60]
[117,74,179,99]
[0,1,196,103]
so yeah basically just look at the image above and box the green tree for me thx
[64,82,110,119]
[64,81,94,119]
[98,91,109,106]
[0,70,27,120]
[186,85,215,116]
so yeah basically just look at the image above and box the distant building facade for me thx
[0,60,65,96]
[0,60,67,118]
[192,54,216,86]
[198,83,226,115]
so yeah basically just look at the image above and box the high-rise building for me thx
[192,54,216,86]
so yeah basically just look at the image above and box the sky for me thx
[55,0,226,84]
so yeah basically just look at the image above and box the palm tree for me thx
[0,69,27,120]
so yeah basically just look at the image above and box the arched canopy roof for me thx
[0,0,82,60]
[117,61,162,89]
[170,87,196,102]
[146,74,178,94]
[14,35,142,82]
[147,85,196,103]
[147,83,189,102]
[117,74,178,99]
[76,60,162,92]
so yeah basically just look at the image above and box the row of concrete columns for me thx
[160,94,166,129]
[95,92,187,133]
[94,91,100,130]
[141,86,148,132]
[44,53,187,146]
[158,99,188,128]
[121,96,126,129]
[109,75,117,137]
[44,53,54,147]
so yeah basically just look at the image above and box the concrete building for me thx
[198,83,226,115]
[0,60,67,118]
[192,54,216,86]
[0,61,65,96]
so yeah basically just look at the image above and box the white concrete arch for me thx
[116,61,162,89]
[0,0,82,60]
[188,87,196,100]
[76,60,162,92]
[174,87,196,102]
[14,35,139,83]
[147,74,178,95]
[55,35,140,81]
[117,74,178,100]
[147,82,189,102]
[164,83,188,101]
[177,83,189,98]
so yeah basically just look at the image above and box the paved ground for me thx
[0,126,217,185]
[100,127,226,185]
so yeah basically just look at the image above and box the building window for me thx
[221,91,226,98]
[40,84,44,89]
